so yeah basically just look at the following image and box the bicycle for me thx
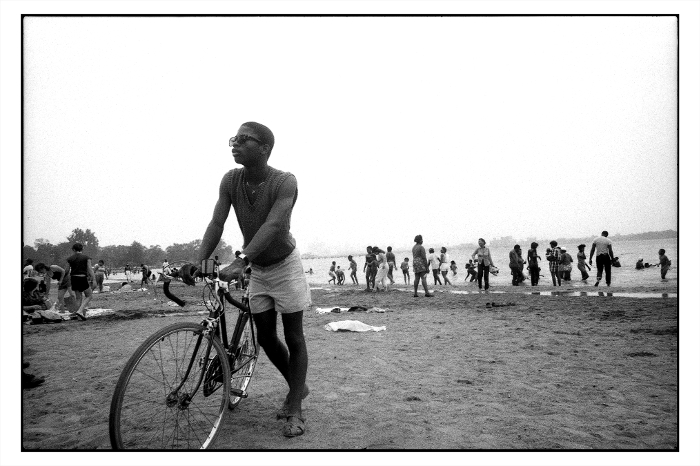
[108,259,259,449]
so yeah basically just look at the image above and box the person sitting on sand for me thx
[347,255,358,285]
[635,258,645,270]
[412,235,433,297]
[656,249,671,280]
[34,263,73,312]
[400,257,410,284]
[22,278,54,312]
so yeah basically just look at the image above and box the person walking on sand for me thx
[63,242,96,320]
[656,249,671,280]
[400,257,411,284]
[124,264,133,283]
[527,242,541,286]
[412,235,433,297]
[179,122,312,437]
[386,246,397,285]
[347,255,358,285]
[576,244,591,281]
[94,259,107,293]
[140,264,151,288]
[363,246,377,291]
[439,247,453,286]
[588,230,614,287]
[428,248,442,285]
[546,241,562,286]
[471,238,496,291]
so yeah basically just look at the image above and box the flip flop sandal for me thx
[276,385,310,419]
[282,414,306,437]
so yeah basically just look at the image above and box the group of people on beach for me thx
[325,231,673,296]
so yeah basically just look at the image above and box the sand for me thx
[21,280,678,450]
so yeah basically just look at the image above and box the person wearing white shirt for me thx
[589,230,615,287]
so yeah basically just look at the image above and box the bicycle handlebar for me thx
[162,275,248,312]
[163,280,186,307]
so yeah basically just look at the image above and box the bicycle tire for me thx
[228,313,259,410]
[109,322,231,449]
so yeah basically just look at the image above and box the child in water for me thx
[465,260,477,282]
[657,249,671,280]
[400,258,410,284]
[347,255,358,285]
[449,260,458,281]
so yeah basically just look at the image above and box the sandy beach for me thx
[20,278,678,451]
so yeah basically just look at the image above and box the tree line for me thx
[22,228,234,269]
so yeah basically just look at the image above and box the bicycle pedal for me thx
[229,388,248,398]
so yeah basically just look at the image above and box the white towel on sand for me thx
[324,320,386,332]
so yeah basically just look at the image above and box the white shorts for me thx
[248,249,312,314]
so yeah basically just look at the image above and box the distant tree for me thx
[127,241,146,266]
[144,245,166,267]
[34,238,51,248]
[66,228,100,258]
[165,240,201,263]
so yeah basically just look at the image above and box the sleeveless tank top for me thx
[225,167,298,266]
[67,253,90,276]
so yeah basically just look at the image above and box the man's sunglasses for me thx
[229,134,262,146]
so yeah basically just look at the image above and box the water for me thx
[299,238,677,288]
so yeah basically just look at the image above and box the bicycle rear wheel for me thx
[229,313,259,410]
[109,322,231,449]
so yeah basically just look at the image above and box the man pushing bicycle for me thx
[181,122,311,437]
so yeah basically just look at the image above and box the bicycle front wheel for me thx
[109,322,231,449]
[229,313,259,410]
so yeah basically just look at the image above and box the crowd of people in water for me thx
[321,231,673,297]
[22,232,674,314]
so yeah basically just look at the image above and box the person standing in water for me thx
[412,235,433,297]
[576,244,591,281]
[471,238,496,291]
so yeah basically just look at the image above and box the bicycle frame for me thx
[161,261,258,394]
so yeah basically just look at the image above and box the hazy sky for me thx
[21,15,678,255]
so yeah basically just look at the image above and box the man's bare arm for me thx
[196,174,232,264]
[242,176,297,263]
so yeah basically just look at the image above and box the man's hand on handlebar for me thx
[179,263,201,286]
